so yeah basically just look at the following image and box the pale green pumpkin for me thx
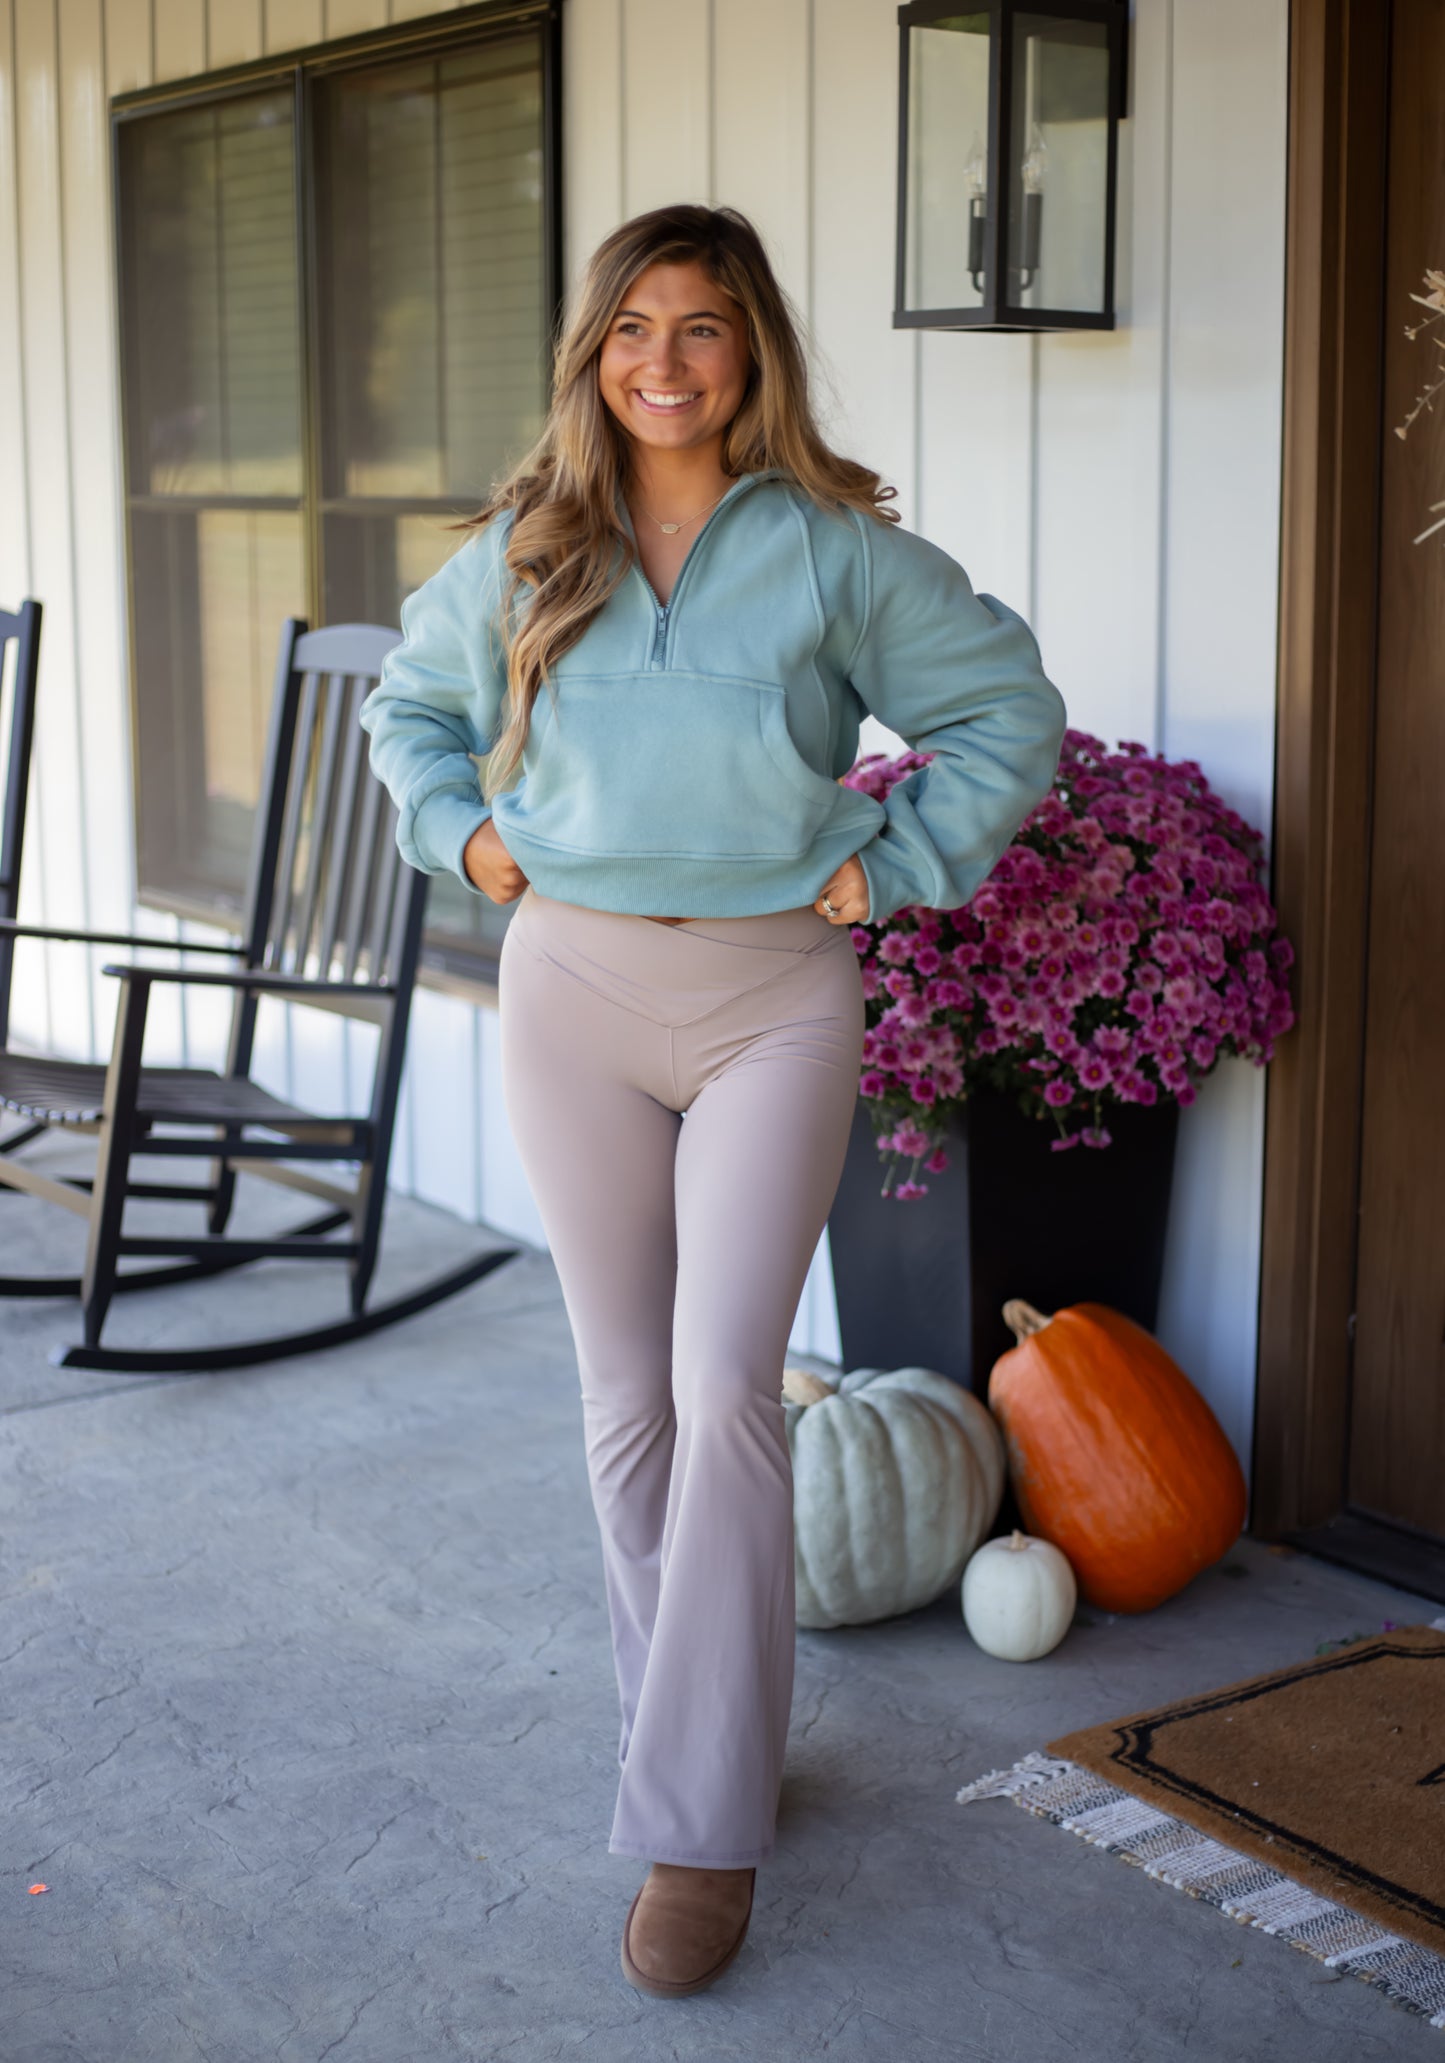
[782,1365,1006,1629]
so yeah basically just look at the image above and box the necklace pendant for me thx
[659,521,680,534]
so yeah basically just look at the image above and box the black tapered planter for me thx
[827,1101,972,1385]
[965,1086,1180,1387]
[827,1086,1180,1400]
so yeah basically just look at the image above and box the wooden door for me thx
[1347,0,1445,1544]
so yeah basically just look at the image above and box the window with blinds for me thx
[114,4,560,976]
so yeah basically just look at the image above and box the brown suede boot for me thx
[619,1862,756,1998]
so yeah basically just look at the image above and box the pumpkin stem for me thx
[1008,1529,1029,1551]
[782,1366,834,1407]
[1002,1299,1052,1342]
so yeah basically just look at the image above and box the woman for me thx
[359,203,1066,2000]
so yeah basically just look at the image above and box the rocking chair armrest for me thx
[99,962,394,999]
[0,918,246,954]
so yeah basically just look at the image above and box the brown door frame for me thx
[1255,0,1444,1597]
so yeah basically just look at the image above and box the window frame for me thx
[110,0,564,992]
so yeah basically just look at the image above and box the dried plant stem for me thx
[1396,268,1445,542]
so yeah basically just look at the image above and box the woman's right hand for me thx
[463,818,530,904]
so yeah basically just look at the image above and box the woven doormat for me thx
[958,1623,1445,2030]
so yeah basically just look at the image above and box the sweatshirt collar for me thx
[613,466,783,538]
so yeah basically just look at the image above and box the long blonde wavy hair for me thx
[457,203,899,803]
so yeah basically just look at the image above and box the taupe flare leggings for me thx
[497,885,866,1865]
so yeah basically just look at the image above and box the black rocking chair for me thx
[0,616,519,1373]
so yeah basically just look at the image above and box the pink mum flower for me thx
[928,978,969,1009]
[893,1124,933,1156]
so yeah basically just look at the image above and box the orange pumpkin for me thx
[987,1299,1247,1613]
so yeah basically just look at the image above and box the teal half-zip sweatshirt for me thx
[357,468,1067,924]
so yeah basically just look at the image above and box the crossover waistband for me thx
[515,887,840,954]
[506,886,853,1027]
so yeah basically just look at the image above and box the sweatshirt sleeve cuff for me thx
[854,839,917,927]
[412,786,494,893]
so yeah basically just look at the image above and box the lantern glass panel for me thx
[904,14,992,313]
[1007,13,1110,313]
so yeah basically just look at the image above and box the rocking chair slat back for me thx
[362,804,403,987]
[288,671,349,976]
[316,709,368,976]
[264,665,321,974]
[253,627,410,992]
[342,766,386,985]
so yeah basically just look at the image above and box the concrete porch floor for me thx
[2,1149,1440,2063]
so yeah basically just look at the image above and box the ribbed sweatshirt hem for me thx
[490,813,883,919]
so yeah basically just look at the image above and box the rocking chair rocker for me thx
[0,614,519,1373]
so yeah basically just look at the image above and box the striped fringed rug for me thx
[957,1752,1445,2031]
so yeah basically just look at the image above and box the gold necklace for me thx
[634,486,729,535]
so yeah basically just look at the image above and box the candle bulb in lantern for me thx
[965,132,988,293]
[1019,122,1048,290]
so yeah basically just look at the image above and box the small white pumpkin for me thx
[961,1529,1077,1661]
[782,1364,1005,1629]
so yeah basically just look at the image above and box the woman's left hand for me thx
[813,854,869,926]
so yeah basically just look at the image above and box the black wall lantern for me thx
[895,0,1129,332]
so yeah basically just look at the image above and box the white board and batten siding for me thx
[1,0,1287,1462]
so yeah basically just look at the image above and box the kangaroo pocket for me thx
[505,671,844,861]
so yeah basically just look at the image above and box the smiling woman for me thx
[357,201,1066,2000]
[595,256,755,920]
[429,208,952,931]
